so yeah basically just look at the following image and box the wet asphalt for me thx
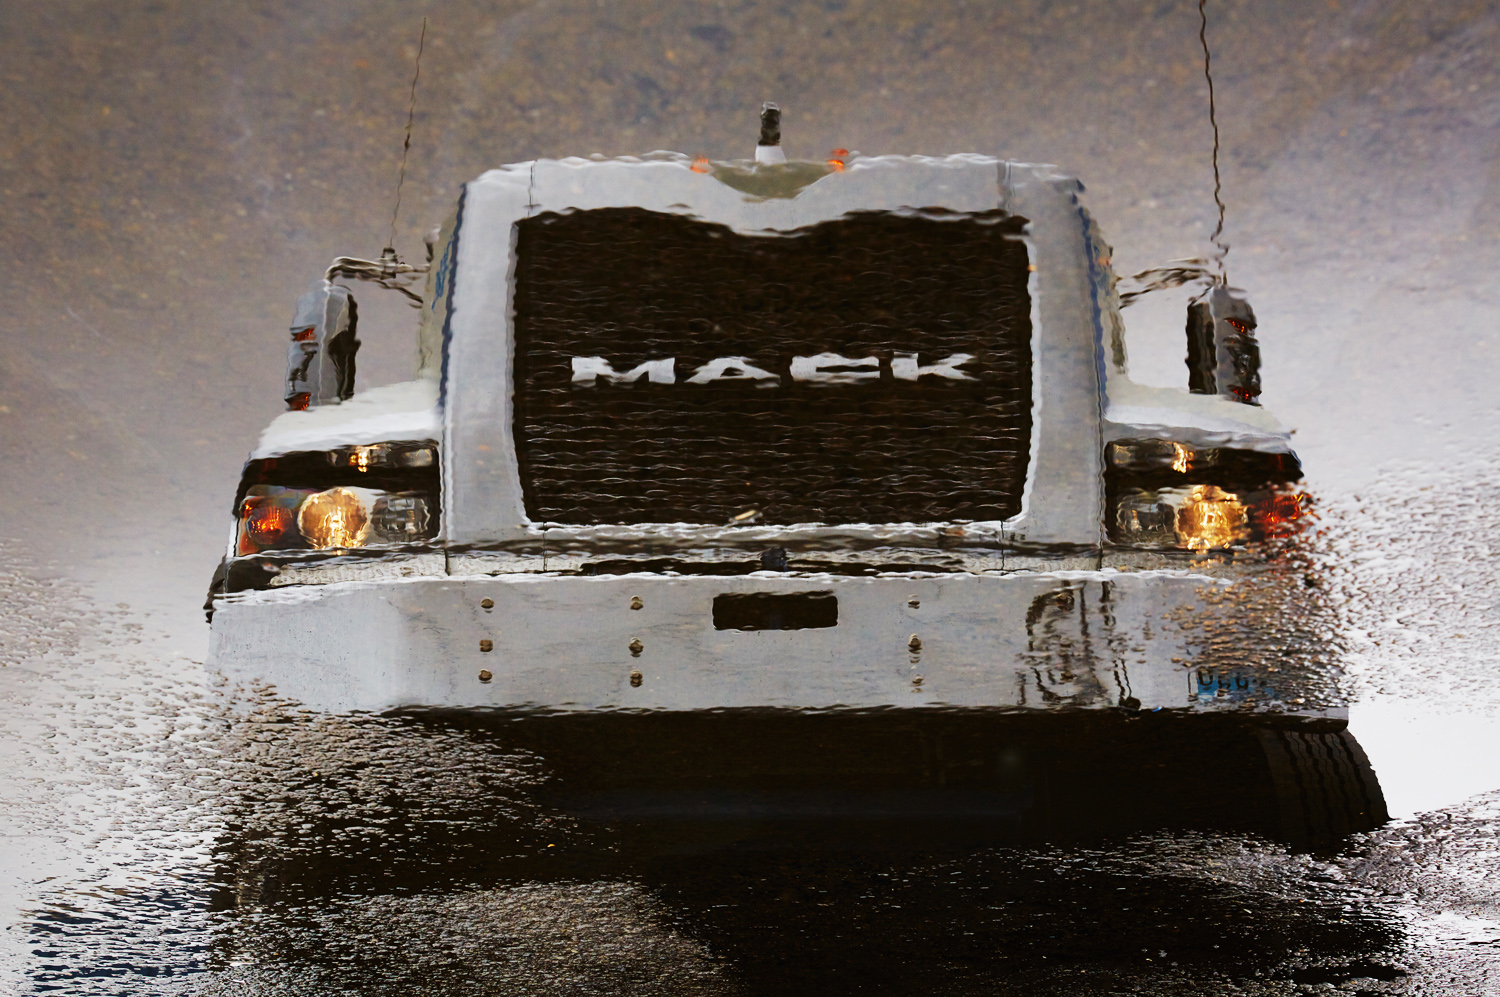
[2,0,1499,993]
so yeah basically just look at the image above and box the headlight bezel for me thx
[232,441,440,556]
[1105,439,1306,551]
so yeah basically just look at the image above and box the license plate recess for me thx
[713,592,838,631]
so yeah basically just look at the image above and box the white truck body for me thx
[209,154,1314,718]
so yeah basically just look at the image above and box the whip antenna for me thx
[386,17,427,256]
[1116,1,1235,306]
[1199,0,1227,283]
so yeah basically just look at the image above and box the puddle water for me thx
[4,0,1500,993]
[1331,451,1500,825]
[1351,699,1500,821]
[6,489,1498,994]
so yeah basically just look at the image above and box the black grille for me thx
[512,206,1033,525]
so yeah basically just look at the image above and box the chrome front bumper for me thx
[208,568,1331,716]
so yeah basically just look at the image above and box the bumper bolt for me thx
[478,669,493,682]
[629,670,643,687]
[630,596,643,610]
[628,637,644,657]
[480,598,494,610]
[907,634,922,653]
[479,639,493,652]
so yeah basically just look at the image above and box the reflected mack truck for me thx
[208,147,1322,720]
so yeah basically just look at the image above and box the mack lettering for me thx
[570,352,981,387]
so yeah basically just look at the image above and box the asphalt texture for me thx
[2,0,1499,993]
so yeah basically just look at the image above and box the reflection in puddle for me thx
[14,146,1479,994]
[186,708,1399,993]
[6,5,1500,985]
[39,146,1420,995]
[1329,455,1500,824]
[3,511,1481,994]
[1352,698,1500,821]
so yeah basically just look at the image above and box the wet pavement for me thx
[3,0,1500,992]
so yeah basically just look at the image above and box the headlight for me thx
[1111,485,1306,550]
[1251,490,1311,538]
[1112,485,1248,550]
[236,491,311,555]
[236,485,437,554]
[293,486,434,548]
[369,494,432,541]
[334,442,436,471]
[232,441,440,556]
[1176,484,1248,550]
[298,486,372,549]
[1106,439,1305,551]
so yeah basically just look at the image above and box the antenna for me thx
[386,17,427,257]
[320,20,431,310]
[1116,0,1231,306]
[1199,0,1227,283]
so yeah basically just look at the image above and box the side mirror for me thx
[284,280,359,410]
[1185,285,1261,405]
